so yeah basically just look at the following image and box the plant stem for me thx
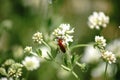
[42,41,51,52]
[104,62,108,80]
[61,65,80,80]
[42,41,53,59]
[71,71,80,80]
[70,44,91,50]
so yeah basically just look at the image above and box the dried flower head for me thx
[88,12,109,29]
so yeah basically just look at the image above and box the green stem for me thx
[71,71,80,80]
[25,71,29,80]
[104,62,108,80]
[61,65,80,80]
[42,41,53,59]
[70,44,91,50]
[76,62,82,67]
[42,41,51,52]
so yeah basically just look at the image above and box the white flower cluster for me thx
[88,12,109,29]
[0,77,13,80]
[24,46,32,53]
[94,36,116,64]
[22,56,40,71]
[101,51,116,64]
[52,24,74,45]
[95,36,106,49]
[32,32,43,44]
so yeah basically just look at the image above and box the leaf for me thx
[47,52,53,60]
[36,49,42,57]
[63,57,68,66]
[51,48,58,58]
[71,54,75,65]
[44,57,52,61]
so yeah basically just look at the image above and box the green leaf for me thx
[63,57,68,66]
[51,48,58,58]
[71,54,75,65]
[36,48,42,57]
[47,52,53,60]
[44,57,52,61]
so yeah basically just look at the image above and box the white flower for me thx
[95,36,106,48]
[0,77,13,80]
[81,44,100,64]
[52,24,74,45]
[24,46,32,53]
[101,51,116,64]
[107,39,120,58]
[32,32,43,44]
[88,12,109,29]
[22,56,40,71]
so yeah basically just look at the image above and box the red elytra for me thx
[58,39,66,53]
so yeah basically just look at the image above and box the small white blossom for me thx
[88,12,109,29]
[24,46,32,53]
[0,77,13,80]
[22,56,40,71]
[32,32,43,44]
[95,36,106,48]
[52,24,74,45]
[101,51,116,64]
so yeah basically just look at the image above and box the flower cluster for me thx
[8,63,23,78]
[94,36,116,64]
[52,24,74,45]
[88,12,109,29]
[101,51,116,64]
[24,46,32,53]
[0,59,23,78]
[32,32,43,44]
[95,36,106,50]
[23,32,43,71]
[22,56,40,71]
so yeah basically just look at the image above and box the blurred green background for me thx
[0,0,120,80]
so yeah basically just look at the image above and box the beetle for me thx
[58,38,66,53]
